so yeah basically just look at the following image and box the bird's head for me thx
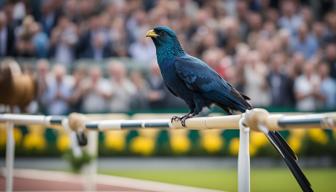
[146,26,182,49]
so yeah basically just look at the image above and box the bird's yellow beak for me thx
[146,29,159,38]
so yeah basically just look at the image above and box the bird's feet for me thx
[171,115,181,123]
[171,113,195,127]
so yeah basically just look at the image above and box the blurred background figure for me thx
[82,66,111,113]
[68,65,87,113]
[130,70,149,110]
[290,24,318,59]
[129,35,156,66]
[0,11,15,57]
[15,16,36,57]
[146,61,169,109]
[317,62,336,109]
[40,64,71,115]
[107,61,135,113]
[244,51,270,107]
[266,53,293,107]
[294,61,320,111]
[80,31,116,61]
[50,16,78,66]
[36,59,50,114]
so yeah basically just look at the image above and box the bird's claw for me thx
[171,116,181,123]
[171,114,193,127]
[180,117,187,127]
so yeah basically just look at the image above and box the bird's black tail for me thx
[266,130,313,192]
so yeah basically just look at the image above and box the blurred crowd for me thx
[32,59,186,114]
[1,0,336,114]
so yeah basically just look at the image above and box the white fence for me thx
[1,108,335,192]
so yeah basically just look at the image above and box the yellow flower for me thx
[249,143,257,157]
[57,132,70,152]
[170,135,190,154]
[23,133,46,150]
[105,130,126,152]
[229,138,240,156]
[14,128,22,145]
[250,132,268,148]
[0,126,22,147]
[22,125,46,151]
[130,136,155,156]
[0,126,6,147]
[307,129,328,145]
[287,130,305,153]
[201,133,223,154]
[169,130,190,154]
[288,137,302,154]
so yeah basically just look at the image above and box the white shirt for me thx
[244,65,270,106]
[82,78,111,113]
[43,77,72,115]
[109,79,136,112]
[294,75,320,111]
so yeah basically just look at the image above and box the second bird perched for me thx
[146,26,312,192]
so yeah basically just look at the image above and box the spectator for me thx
[68,65,87,113]
[0,11,15,57]
[147,62,168,109]
[31,22,49,58]
[41,64,72,115]
[317,63,336,109]
[129,35,156,65]
[244,51,270,106]
[325,43,336,79]
[294,62,320,111]
[40,0,60,36]
[36,59,51,114]
[107,61,136,112]
[15,16,36,57]
[82,66,111,113]
[50,16,78,66]
[290,24,318,59]
[130,70,149,110]
[278,0,303,35]
[81,31,116,61]
[266,53,293,107]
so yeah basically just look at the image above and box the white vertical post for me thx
[5,121,14,192]
[83,131,97,191]
[238,116,250,192]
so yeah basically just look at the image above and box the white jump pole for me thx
[83,131,97,191]
[5,121,14,192]
[238,116,250,192]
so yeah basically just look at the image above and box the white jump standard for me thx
[0,114,70,192]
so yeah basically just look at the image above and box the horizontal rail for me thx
[68,109,336,131]
[245,109,336,131]
[0,114,65,126]
[1,109,335,131]
[85,119,171,130]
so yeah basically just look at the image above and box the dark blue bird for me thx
[146,26,251,123]
[146,26,312,192]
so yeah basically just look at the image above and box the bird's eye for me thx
[159,31,165,36]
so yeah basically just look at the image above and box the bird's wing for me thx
[174,55,251,111]
[164,82,178,96]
